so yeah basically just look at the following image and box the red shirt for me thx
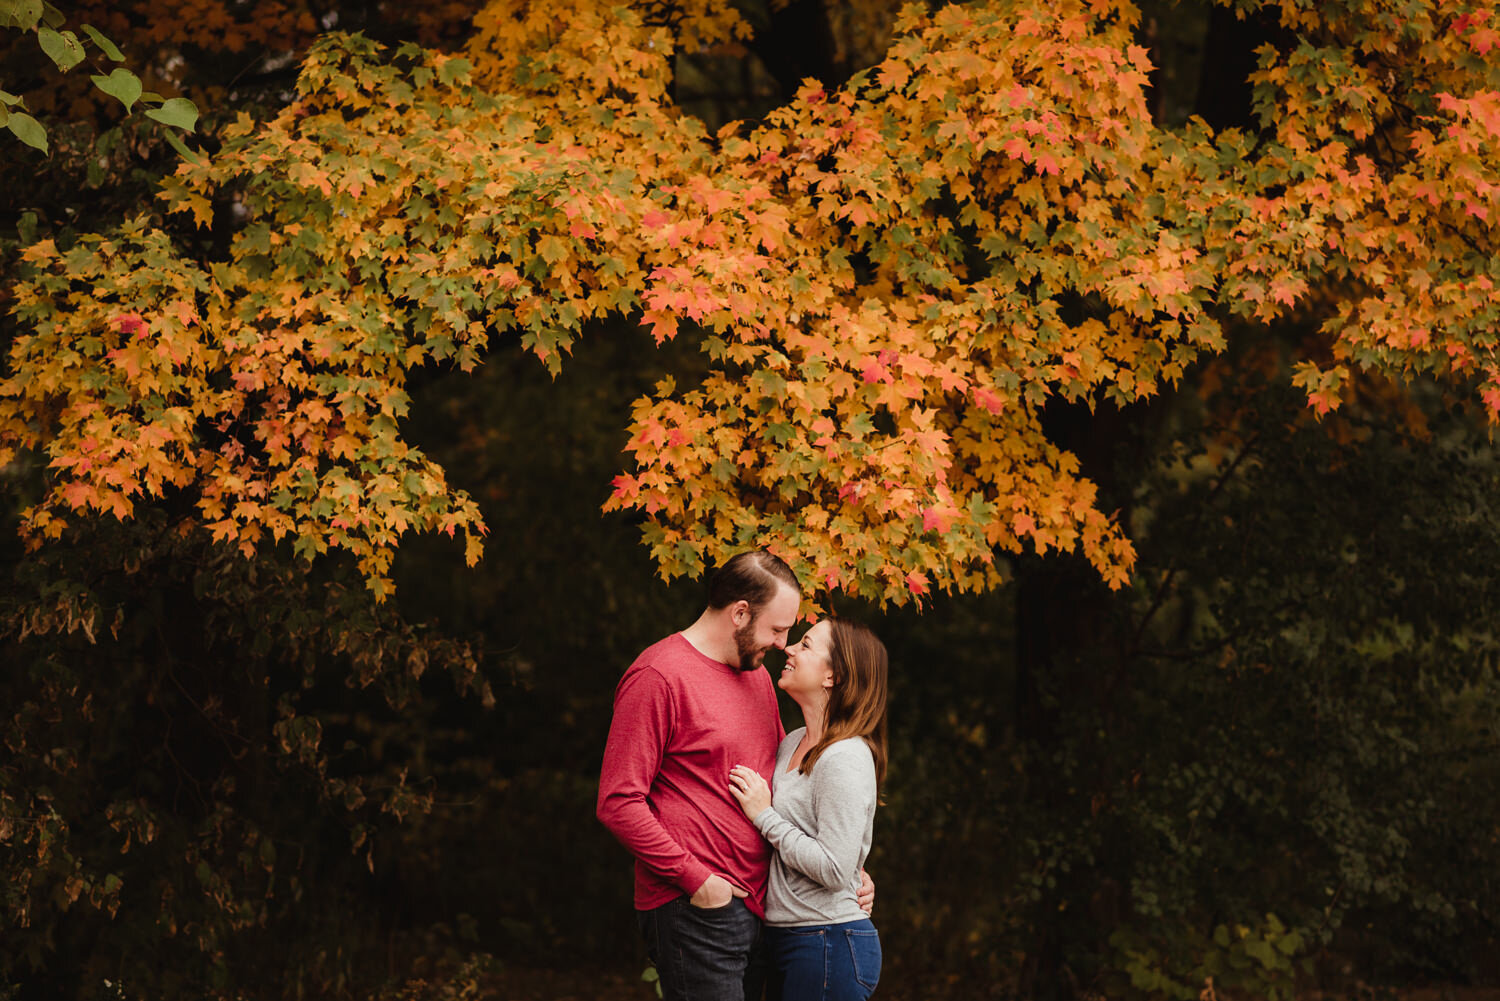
[597,633,785,918]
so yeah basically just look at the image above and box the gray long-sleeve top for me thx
[752,728,877,927]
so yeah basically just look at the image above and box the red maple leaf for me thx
[1307,389,1336,416]
[972,387,1005,414]
[922,507,952,533]
[113,313,147,338]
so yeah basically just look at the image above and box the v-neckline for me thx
[784,731,812,774]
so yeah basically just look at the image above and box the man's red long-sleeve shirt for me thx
[597,633,785,918]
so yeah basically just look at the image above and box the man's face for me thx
[732,582,801,671]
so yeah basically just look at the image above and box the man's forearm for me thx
[597,791,713,893]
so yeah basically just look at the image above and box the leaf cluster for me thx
[5,0,1500,608]
[1,0,200,157]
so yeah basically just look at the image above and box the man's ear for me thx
[731,600,751,625]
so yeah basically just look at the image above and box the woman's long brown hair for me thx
[799,618,888,794]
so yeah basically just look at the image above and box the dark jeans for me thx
[638,896,766,1001]
[763,919,881,1001]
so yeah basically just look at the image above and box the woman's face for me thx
[778,619,834,701]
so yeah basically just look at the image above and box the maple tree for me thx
[4,0,1500,610]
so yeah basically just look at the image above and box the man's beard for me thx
[733,618,765,672]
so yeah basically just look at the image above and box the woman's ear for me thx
[821,667,835,689]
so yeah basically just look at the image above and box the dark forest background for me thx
[5,2,1500,999]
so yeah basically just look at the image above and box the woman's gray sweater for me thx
[752,728,877,927]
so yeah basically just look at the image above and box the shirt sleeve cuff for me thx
[752,806,778,834]
[676,859,714,896]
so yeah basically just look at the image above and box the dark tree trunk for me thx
[749,0,848,99]
[1011,394,1155,1000]
[1194,4,1293,133]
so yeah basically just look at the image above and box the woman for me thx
[729,617,888,1001]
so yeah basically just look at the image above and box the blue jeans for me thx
[764,919,881,1001]
[637,896,766,1001]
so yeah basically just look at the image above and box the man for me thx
[597,549,871,1001]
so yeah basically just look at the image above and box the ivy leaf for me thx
[81,23,125,61]
[37,27,84,72]
[144,98,198,132]
[91,68,142,112]
[7,110,47,152]
[0,0,43,30]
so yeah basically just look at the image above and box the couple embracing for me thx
[597,550,888,1001]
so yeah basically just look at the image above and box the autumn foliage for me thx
[5,0,1500,608]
